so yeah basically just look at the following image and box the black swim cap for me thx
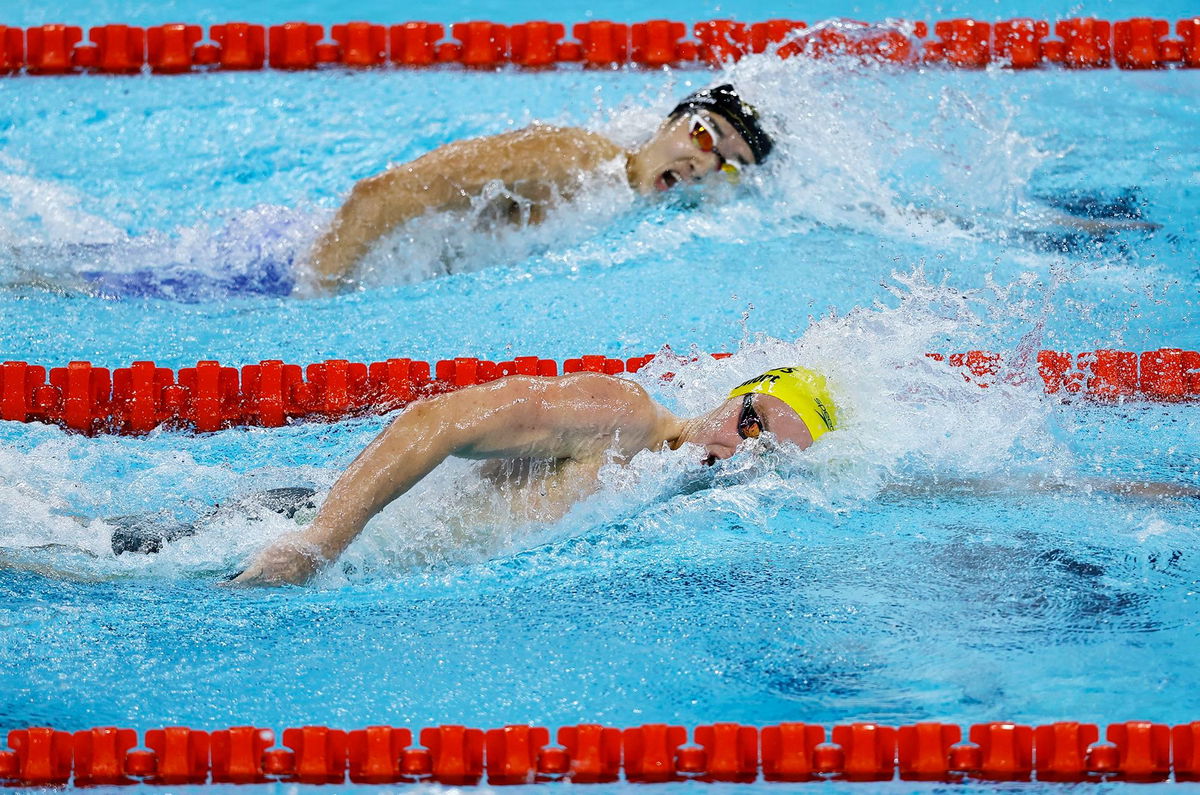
[669,83,774,165]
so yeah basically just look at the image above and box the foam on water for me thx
[0,266,1110,586]
[0,45,1144,302]
[0,154,123,248]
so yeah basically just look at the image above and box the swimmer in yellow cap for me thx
[724,365,835,449]
[231,365,832,586]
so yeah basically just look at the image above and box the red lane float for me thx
[331,22,386,67]
[206,23,265,69]
[631,20,696,67]
[1035,722,1098,781]
[1,17,1198,73]
[211,727,274,783]
[748,20,808,59]
[0,348,1197,435]
[268,22,323,69]
[448,21,509,68]
[421,725,484,785]
[622,724,688,782]
[694,21,749,65]
[82,24,145,73]
[573,21,629,67]
[926,19,991,68]
[26,25,82,74]
[1115,18,1171,68]
[389,22,444,66]
[486,725,550,784]
[147,24,203,73]
[994,19,1050,68]
[509,22,568,68]
[5,728,73,786]
[8,721,1199,787]
[557,724,621,782]
[347,726,410,784]
[141,727,210,784]
[0,25,23,72]
[1174,723,1200,781]
[1180,18,1200,67]
[898,722,961,780]
[1047,18,1113,67]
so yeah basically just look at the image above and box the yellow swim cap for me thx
[727,366,837,441]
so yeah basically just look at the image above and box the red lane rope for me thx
[0,348,1197,436]
[1,17,1198,73]
[2,721,1198,785]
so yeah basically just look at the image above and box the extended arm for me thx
[229,374,662,585]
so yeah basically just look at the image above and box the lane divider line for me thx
[1,17,1198,74]
[1,348,1196,436]
[2,721,1195,786]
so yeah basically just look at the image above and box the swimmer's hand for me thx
[226,532,326,586]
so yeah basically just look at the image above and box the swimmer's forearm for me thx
[305,226,372,292]
[303,194,416,291]
[298,401,461,561]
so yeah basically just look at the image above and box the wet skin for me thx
[302,112,757,293]
[230,373,810,586]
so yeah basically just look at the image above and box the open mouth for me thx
[656,169,680,191]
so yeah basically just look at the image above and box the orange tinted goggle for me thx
[736,394,764,439]
[688,114,740,183]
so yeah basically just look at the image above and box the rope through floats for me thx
[3,721,1199,785]
[0,348,1196,436]
[1,17,1198,73]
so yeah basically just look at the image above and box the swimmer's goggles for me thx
[728,366,838,443]
[737,394,766,439]
[689,114,741,184]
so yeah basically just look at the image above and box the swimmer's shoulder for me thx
[495,124,624,169]
[461,372,655,420]
[391,125,621,189]
[549,373,673,452]
[387,125,619,173]
[557,371,653,404]
[545,372,665,435]
[457,370,641,400]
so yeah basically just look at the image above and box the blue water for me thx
[1,0,1199,791]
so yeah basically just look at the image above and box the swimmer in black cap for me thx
[666,83,773,167]
[301,83,773,293]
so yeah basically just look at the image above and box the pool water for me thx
[1,0,1199,790]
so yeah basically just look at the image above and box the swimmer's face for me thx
[630,111,756,195]
[698,394,815,466]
